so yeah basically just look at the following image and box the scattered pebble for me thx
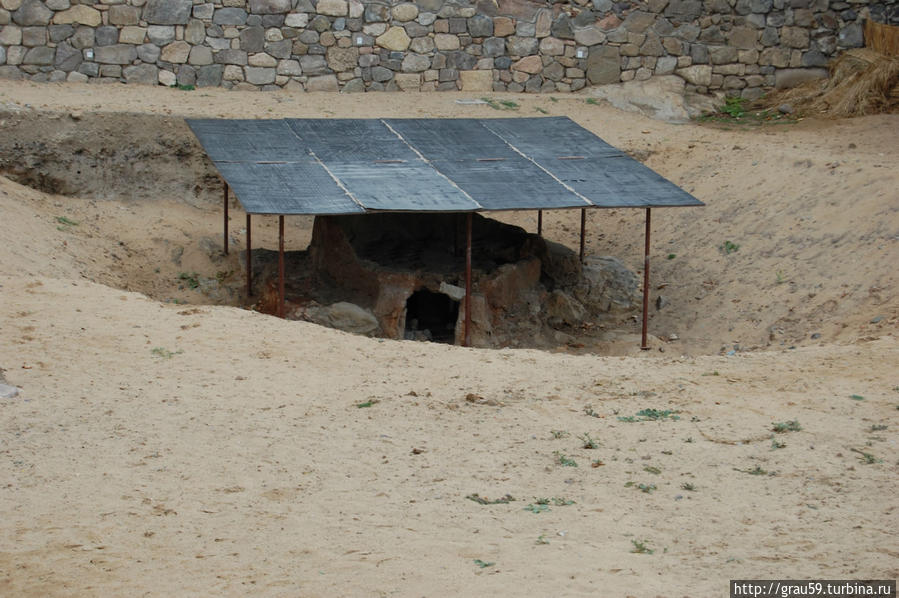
[810,332,821,339]
[870,316,883,323]
[778,103,793,114]
[0,384,20,399]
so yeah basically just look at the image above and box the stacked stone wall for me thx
[0,0,895,95]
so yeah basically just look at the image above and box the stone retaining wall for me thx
[0,0,895,95]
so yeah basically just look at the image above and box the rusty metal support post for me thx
[223,183,229,255]
[579,208,586,263]
[278,215,285,319]
[537,209,543,237]
[464,212,472,347]
[641,208,652,350]
[246,213,252,298]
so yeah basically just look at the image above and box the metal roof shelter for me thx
[187,117,703,347]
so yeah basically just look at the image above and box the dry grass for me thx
[758,48,899,118]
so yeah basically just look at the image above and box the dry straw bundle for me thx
[758,20,899,118]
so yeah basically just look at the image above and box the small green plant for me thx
[466,493,515,505]
[550,429,569,439]
[554,451,577,467]
[775,270,788,284]
[534,497,575,506]
[481,97,518,111]
[681,482,696,491]
[56,216,78,226]
[735,465,772,476]
[586,98,600,105]
[534,107,548,114]
[625,481,657,493]
[536,535,550,545]
[356,399,379,408]
[473,559,495,568]
[631,539,654,554]
[849,394,865,401]
[178,272,200,289]
[667,253,676,260]
[591,459,605,467]
[643,466,661,475]
[722,240,740,254]
[524,503,551,513]
[579,433,599,449]
[151,347,183,359]
[850,448,880,464]
[770,438,786,450]
[171,83,195,91]
[583,405,601,418]
[215,270,233,283]
[618,409,680,422]
[772,420,802,433]
[684,437,694,443]
[870,424,888,432]
[549,96,559,103]
[721,96,747,118]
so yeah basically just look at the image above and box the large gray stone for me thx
[0,383,19,399]
[244,65,275,84]
[574,256,641,314]
[266,39,292,59]
[249,0,290,14]
[137,43,161,63]
[574,26,605,46]
[22,45,53,64]
[184,19,205,45]
[550,13,573,39]
[95,26,118,46]
[664,0,702,22]
[370,65,392,81]
[308,302,379,335]
[12,0,51,26]
[586,44,620,84]
[213,7,247,25]
[94,44,137,64]
[196,63,223,86]
[506,35,538,55]
[300,54,327,74]
[54,41,81,71]
[147,25,175,45]
[240,26,265,52]
[123,63,158,84]
[468,14,492,37]
[837,23,862,48]
[402,52,430,72]
[675,63,711,85]
[109,5,140,26]
[188,45,213,65]
[215,49,247,64]
[306,73,339,90]
[0,47,5,65]
[482,36,505,56]
[143,0,192,25]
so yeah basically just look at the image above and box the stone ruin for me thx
[254,212,642,348]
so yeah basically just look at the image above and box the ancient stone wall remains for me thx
[0,0,895,96]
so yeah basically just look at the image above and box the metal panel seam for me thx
[380,119,484,211]
[480,120,594,208]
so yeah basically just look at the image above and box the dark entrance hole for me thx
[404,289,459,344]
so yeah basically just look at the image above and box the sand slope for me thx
[0,82,897,596]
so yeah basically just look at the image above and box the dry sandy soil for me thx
[0,81,897,597]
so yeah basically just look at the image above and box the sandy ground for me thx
[0,81,897,596]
